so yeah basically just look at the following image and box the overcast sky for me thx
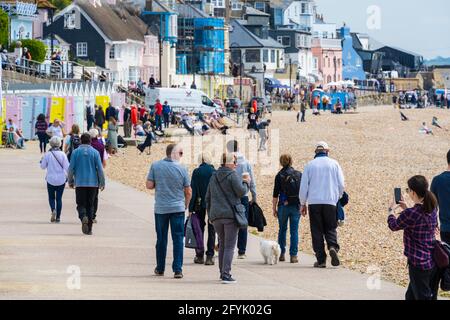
[315,0,450,59]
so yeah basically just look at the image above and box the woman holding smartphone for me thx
[387,175,439,300]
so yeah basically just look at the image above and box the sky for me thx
[315,0,450,59]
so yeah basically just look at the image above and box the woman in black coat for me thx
[94,105,106,133]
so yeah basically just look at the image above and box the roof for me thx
[0,0,56,9]
[56,0,148,43]
[378,45,422,57]
[270,0,297,9]
[176,3,208,18]
[244,6,269,17]
[229,19,284,49]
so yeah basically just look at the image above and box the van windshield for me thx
[202,96,214,107]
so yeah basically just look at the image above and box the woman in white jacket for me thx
[40,136,70,223]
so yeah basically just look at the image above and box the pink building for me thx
[312,38,343,84]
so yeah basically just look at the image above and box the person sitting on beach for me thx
[335,99,343,114]
[135,121,145,137]
[420,122,433,135]
[7,126,25,149]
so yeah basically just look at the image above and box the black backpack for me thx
[279,168,302,205]
[68,134,81,161]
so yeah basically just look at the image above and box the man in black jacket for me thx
[189,153,216,265]
[106,103,118,121]
[272,154,302,263]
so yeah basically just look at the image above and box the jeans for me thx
[259,130,267,150]
[155,114,162,131]
[17,138,25,149]
[195,208,216,257]
[154,212,185,273]
[441,232,450,245]
[163,114,170,128]
[213,218,239,278]
[47,183,65,219]
[308,204,339,264]
[37,132,48,153]
[277,204,300,256]
[405,263,439,300]
[75,187,97,222]
[301,110,306,122]
[237,196,249,255]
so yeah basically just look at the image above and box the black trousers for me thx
[441,232,450,245]
[93,188,99,220]
[196,208,216,257]
[309,204,339,263]
[75,187,98,222]
[406,263,439,300]
[301,110,306,122]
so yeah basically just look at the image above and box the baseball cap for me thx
[316,141,330,150]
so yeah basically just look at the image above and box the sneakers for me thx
[290,256,299,264]
[237,254,246,259]
[50,210,56,223]
[154,268,164,276]
[221,276,237,284]
[279,254,285,262]
[194,256,205,264]
[174,272,183,279]
[329,247,340,267]
[205,256,215,266]
[93,219,97,224]
[313,261,327,268]
[81,216,90,235]
[55,219,61,223]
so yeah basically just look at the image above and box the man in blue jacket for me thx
[162,101,172,129]
[431,150,450,244]
[68,133,105,235]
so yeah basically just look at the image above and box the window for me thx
[263,49,269,63]
[231,1,243,10]
[245,49,261,63]
[301,3,306,14]
[313,57,318,70]
[212,0,224,7]
[271,50,275,63]
[277,36,291,47]
[76,42,88,57]
[254,2,265,11]
[323,31,328,39]
[64,12,76,29]
[109,45,115,59]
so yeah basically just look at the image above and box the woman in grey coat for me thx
[206,153,251,284]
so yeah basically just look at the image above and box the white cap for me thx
[316,141,329,151]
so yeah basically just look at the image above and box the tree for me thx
[0,9,8,48]
[49,0,72,11]
[11,39,47,63]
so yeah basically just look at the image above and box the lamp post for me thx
[289,58,292,94]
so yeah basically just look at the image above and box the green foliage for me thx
[0,9,8,48]
[76,59,97,67]
[49,0,72,11]
[10,39,47,63]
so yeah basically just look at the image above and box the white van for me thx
[144,87,222,113]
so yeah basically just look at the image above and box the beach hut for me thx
[5,95,23,130]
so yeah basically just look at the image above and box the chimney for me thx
[146,0,153,11]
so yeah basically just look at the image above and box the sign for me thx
[10,17,33,42]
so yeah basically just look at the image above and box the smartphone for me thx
[394,188,402,204]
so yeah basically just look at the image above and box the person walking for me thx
[46,119,65,140]
[107,117,118,155]
[146,144,192,279]
[226,140,257,259]
[273,154,302,263]
[206,153,251,284]
[35,113,48,153]
[86,100,95,131]
[162,101,171,129]
[40,136,69,223]
[388,175,439,300]
[299,141,345,268]
[68,133,105,235]
[154,99,163,131]
[123,105,132,138]
[94,105,105,134]
[431,150,450,244]
[257,119,271,151]
[63,124,81,162]
[299,100,306,122]
[189,152,216,265]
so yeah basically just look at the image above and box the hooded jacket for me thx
[206,167,249,222]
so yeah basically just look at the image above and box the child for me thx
[337,191,349,227]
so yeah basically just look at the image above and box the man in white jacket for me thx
[299,141,345,268]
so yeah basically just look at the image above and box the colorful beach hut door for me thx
[96,96,110,130]
[50,97,65,124]
[5,96,22,129]
[21,97,34,140]
[73,96,85,130]
[65,97,75,130]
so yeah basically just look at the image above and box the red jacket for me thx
[131,106,138,125]
[155,102,163,116]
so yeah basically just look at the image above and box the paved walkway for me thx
[0,147,407,300]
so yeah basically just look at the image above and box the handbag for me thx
[214,175,248,229]
[433,240,449,269]
[184,216,197,249]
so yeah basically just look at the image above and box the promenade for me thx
[0,147,406,300]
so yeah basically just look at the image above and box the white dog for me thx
[260,240,281,265]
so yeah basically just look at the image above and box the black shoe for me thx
[174,272,183,279]
[55,219,61,223]
[205,256,215,266]
[221,275,237,284]
[329,247,340,267]
[314,261,326,268]
[154,268,164,276]
[194,256,205,264]
[81,216,89,235]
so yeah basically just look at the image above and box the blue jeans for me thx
[155,114,162,131]
[155,212,185,273]
[47,183,65,219]
[237,196,250,255]
[277,204,300,256]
